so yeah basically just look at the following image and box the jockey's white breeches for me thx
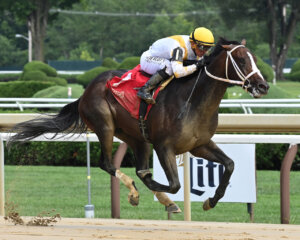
[140,51,173,76]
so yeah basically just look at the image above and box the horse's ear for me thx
[241,39,246,46]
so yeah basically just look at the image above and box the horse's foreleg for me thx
[134,143,181,213]
[190,140,234,210]
[136,146,180,193]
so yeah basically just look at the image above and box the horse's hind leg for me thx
[133,142,181,213]
[80,101,139,206]
[96,132,139,206]
[190,140,234,210]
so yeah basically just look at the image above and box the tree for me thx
[0,0,81,61]
[215,0,300,81]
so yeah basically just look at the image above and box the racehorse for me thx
[7,38,269,213]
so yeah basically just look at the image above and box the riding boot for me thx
[137,69,169,104]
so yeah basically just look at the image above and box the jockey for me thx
[137,27,215,104]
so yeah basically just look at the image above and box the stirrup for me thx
[137,89,156,104]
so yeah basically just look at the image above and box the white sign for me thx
[153,144,256,203]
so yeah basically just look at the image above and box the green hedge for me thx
[22,60,57,77]
[19,61,67,86]
[0,81,55,97]
[5,142,135,167]
[102,57,119,68]
[117,56,140,70]
[32,84,84,98]
[286,71,300,81]
[291,59,300,73]
[257,56,274,82]
[0,73,20,82]
[76,66,110,87]
[285,59,300,81]
[21,70,67,86]
[256,143,300,170]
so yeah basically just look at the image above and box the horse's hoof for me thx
[203,199,211,211]
[128,193,139,206]
[166,203,182,213]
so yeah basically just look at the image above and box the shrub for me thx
[22,70,48,81]
[76,66,110,87]
[286,70,300,81]
[33,84,84,98]
[290,59,300,73]
[22,61,57,77]
[117,56,140,70]
[46,76,68,86]
[285,59,300,81]
[256,143,300,170]
[256,56,274,82]
[0,73,20,82]
[21,70,67,86]
[0,81,55,97]
[19,61,68,87]
[5,142,135,167]
[102,57,119,68]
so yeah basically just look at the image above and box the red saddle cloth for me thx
[106,65,160,119]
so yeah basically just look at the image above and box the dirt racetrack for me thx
[1,217,300,240]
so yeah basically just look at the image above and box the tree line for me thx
[0,0,300,80]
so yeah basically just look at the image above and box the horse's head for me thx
[221,42,269,98]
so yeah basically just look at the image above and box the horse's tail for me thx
[7,98,86,148]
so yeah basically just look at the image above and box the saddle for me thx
[106,65,173,141]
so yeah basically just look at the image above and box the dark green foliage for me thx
[45,76,68,86]
[257,56,274,82]
[76,66,110,87]
[22,70,48,80]
[286,71,300,81]
[286,59,300,81]
[117,56,140,70]
[5,142,135,167]
[256,143,300,171]
[19,61,67,86]
[21,70,67,86]
[102,57,119,68]
[291,59,300,73]
[22,61,57,77]
[0,81,55,97]
[0,74,20,82]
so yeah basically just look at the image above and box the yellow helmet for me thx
[189,27,215,46]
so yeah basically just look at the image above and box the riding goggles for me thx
[197,44,211,51]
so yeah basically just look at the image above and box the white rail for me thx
[0,98,75,111]
[220,99,300,114]
[0,98,300,113]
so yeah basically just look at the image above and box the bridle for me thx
[204,45,262,90]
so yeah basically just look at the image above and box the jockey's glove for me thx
[195,58,206,70]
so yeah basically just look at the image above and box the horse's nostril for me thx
[258,83,269,93]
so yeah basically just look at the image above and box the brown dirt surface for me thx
[1,217,300,240]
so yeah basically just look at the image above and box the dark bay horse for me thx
[7,38,269,212]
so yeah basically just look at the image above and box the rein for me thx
[177,68,203,119]
[204,45,260,89]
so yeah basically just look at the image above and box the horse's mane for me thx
[205,37,240,65]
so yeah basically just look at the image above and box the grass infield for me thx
[4,166,300,224]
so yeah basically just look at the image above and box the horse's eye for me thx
[240,58,246,67]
